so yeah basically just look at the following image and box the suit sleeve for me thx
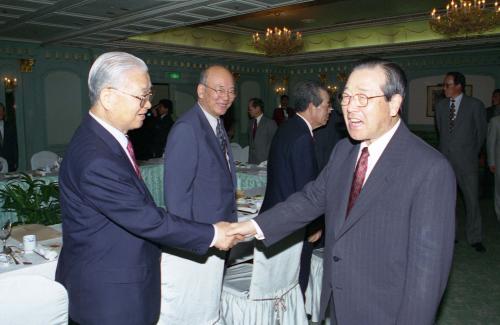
[474,99,487,151]
[487,119,498,167]
[80,156,213,255]
[163,121,198,219]
[255,150,331,246]
[396,158,456,324]
[435,102,442,135]
[265,120,278,156]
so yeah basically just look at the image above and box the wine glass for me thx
[0,220,12,254]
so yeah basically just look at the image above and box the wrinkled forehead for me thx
[206,67,234,88]
[345,67,385,93]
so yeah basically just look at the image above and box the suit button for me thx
[333,256,341,262]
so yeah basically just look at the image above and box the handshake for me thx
[212,221,257,251]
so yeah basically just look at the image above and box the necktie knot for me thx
[346,147,369,218]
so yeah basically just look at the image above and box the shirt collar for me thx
[296,113,313,137]
[361,119,401,158]
[198,102,219,135]
[89,111,128,149]
[255,113,263,125]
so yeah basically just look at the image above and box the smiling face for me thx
[104,68,152,133]
[342,66,401,145]
[197,66,236,118]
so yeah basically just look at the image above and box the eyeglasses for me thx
[109,87,153,108]
[202,84,237,98]
[339,93,386,107]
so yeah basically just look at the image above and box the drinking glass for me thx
[0,220,12,254]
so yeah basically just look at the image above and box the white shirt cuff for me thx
[209,224,218,247]
[250,220,265,240]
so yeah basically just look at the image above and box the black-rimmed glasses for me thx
[109,87,153,108]
[202,84,237,98]
[339,93,386,107]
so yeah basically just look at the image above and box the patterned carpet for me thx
[436,197,500,325]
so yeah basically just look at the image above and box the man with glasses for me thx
[435,71,487,252]
[229,58,456,325]
[56,52,239,325]
[159,65,237,324]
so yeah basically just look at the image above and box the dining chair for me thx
[0,156,8,173]
[221,229,308,325]
[305,247,328,324]
[0,274,68,325]
[30,150,59,170]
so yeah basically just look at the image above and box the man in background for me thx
[151,98,174,158]
[261,80,331,296]
[247,97,277,164]
[230,59,456,325]
[487,112,500,223]
[486,89,500,121]
[160,65,237,324]
[0,103,18,171]
[272,94,295,126]
[55,52,237,325]
[435,71,487,252]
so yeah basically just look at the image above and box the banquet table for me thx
[0,160,267,224]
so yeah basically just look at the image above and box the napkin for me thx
[34,246,58,261]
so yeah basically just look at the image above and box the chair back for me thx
[0,275,68,325]
[0,156,8,172]
[230,143,245,162]
[30,151,59,170]
[240,146,249,163]
[249,228,305,299]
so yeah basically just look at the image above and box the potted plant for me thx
[0,173,61,225]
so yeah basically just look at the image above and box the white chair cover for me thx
[0,275,68,325]
[0,156,8,172]
[305,248,324,323]
[222,229,308,325]
[30,151,59,170]
[240,146,249,163]
[230,143,246,162]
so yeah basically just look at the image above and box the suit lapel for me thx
[332,144,359,239]
[194,105,235,183]
[336,123,407,239]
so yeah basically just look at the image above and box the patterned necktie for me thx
[346,147,369,218]
[449,99,456,132]
[126,139,142,178]
[252,119,257,139]
[216,118,227,155]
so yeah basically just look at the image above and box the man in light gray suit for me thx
[247,97,277,164]
[435,71,487,252]
[230,58,456,325]
[487,114,500,222]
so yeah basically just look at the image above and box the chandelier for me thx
[430,0,500,37]
[252,27,304,57]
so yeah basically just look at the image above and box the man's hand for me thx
[227,220,257,238]
[213,222,244,250]
[490,165,496,173]
[307,229,322,243]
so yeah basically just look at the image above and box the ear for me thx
[99,88,115,112]
[197,84,205,99]
[388,94,403,116]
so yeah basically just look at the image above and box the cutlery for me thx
[33,249,50,260]
[9,251,19,265]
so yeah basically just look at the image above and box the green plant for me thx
[0,173,61,225]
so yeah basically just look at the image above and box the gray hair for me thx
[293,81,327,113]
[88,52,148,105]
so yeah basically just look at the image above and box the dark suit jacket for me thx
[0,120,18,171]
[248,115,277,164]
[261,115,318,213]
[152,114,174,158]
[55,114,214,325]
[164,103,237,223]
[436,94,486,172]
[255,122,456,325]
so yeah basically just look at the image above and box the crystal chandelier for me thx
[430,0,500,37]
[252,27,304,57]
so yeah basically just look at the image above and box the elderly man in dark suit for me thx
[229,58,456,325]
[435,71,487,252]
[55,52,237,325]
[0,103,18,171]
[247,97,277,164]
[160,65,237,324]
